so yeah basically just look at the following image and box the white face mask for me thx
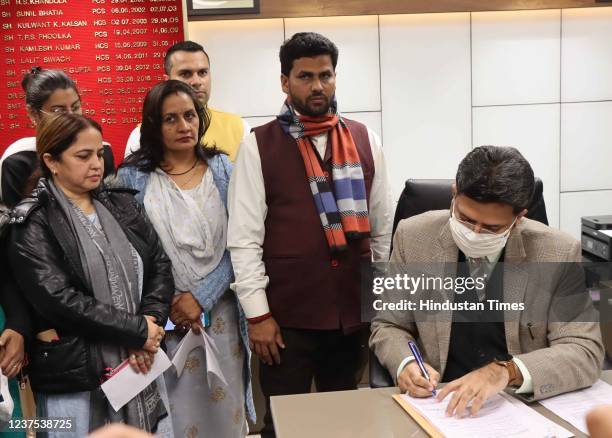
[448,202,517,259]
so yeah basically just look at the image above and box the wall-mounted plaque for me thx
[0,0,186,159]
[188,0,259,16]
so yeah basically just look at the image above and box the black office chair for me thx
[369,178,548,388]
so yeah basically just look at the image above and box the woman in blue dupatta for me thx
[119,80,254,438]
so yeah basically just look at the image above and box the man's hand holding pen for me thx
[398,360,440,397]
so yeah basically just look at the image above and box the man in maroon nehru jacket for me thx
[227,32,393,436]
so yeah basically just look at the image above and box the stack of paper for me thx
[395,392,572,438]
[539,379,612,434]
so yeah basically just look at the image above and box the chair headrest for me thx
[392,177,548,237]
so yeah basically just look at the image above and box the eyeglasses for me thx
[451,199,514,235]
[40,105,81,116]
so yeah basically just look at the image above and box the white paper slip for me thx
[202,331,227,387]
[171,329,203,377]
[539,379,612,434]
[400,392,572,438]
[170,329,227,386]
[101,350,172,412]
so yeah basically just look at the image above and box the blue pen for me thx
[408,340,437,397]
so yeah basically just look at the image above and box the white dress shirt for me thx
[227,126,394,320]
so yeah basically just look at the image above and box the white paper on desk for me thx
[500,392,573,438]
[401,392,572,438]
[101,350,172,412]
[539,379,612,434]
[170,329,227,386]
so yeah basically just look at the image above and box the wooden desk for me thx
[271,370,612,437]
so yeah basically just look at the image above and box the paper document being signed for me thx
[397,392,571,438]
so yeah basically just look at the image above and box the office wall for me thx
[188,7,612,239]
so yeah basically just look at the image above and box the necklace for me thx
[164,158,198,176]
[176,162,202,189]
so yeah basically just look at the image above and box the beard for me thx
[291,93,331,117]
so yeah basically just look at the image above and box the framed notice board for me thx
[0,0,187,159]
[187,0,259,16]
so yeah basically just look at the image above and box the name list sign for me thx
[0,0,185,157]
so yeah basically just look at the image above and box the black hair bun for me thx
[21,66,43,92]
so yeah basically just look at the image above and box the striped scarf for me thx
[277,99,370,252]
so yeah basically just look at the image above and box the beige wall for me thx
[189,6,612,239]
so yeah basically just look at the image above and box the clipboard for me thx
[392,394,444,438]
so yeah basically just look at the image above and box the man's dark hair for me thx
[279,32,338,76]
[456,146,535,213]
[164,41,209,75]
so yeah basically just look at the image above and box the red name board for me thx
[0,0,185,159]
